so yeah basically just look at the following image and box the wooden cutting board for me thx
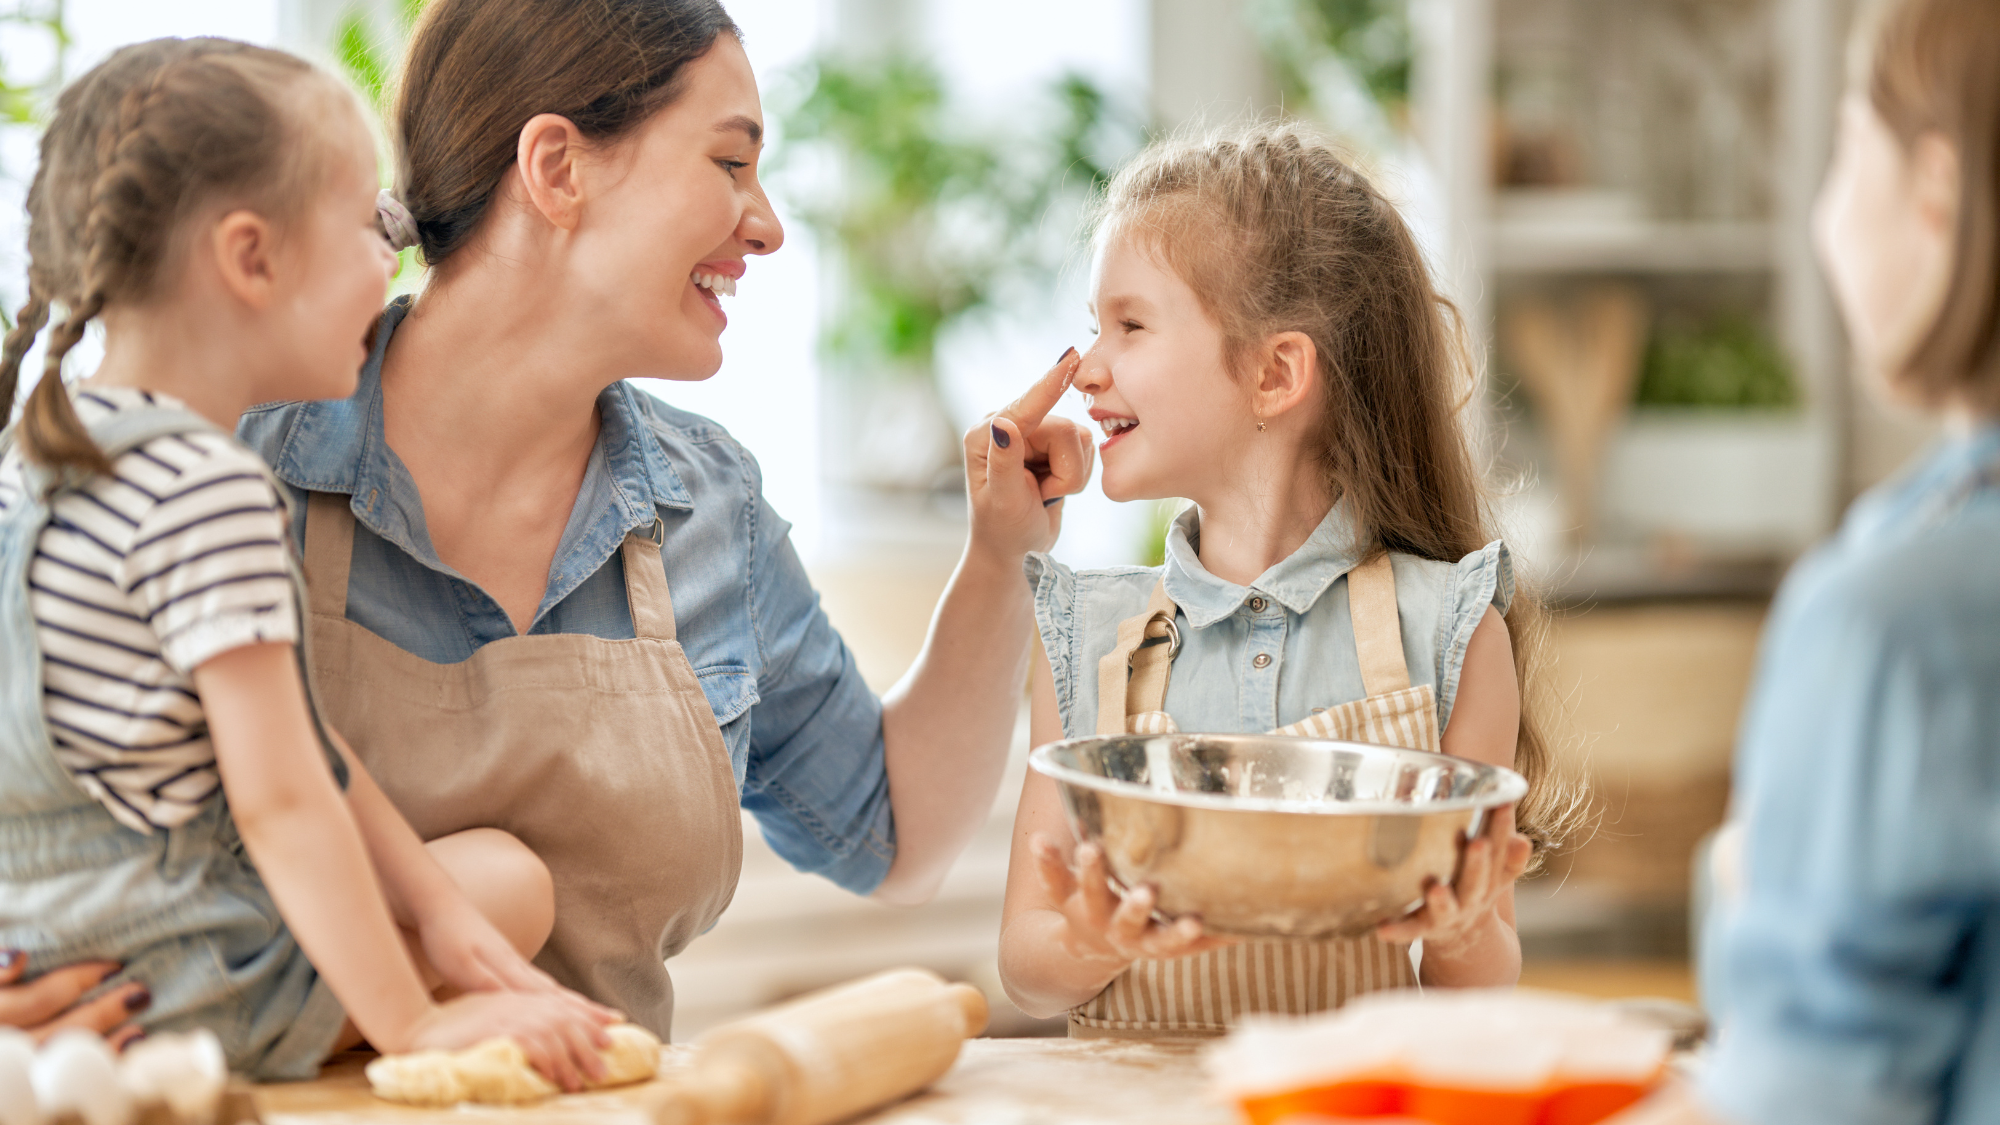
[252,1039,1236,1125]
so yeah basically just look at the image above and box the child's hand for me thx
[1031,834,1236,967]
[1374,805,1532,954]
[405,992,615,1093]
[417,902,619,1021]
[966,349,1093,560]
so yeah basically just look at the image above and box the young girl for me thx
[999,124,1578,1037]
[0,39,615,1083]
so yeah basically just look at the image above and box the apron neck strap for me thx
[1347,550,1410,697]
[303,492,356,619]
[620,517,677,642]
[1096,579,1180,735]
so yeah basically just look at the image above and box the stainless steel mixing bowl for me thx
[1030,733,1528,939]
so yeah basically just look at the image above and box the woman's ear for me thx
[514,112,589,233]
[210,210,278,309]
[1253,331,1320,419]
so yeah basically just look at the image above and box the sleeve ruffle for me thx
[1024,552,1079,736]
[1434,540,1513,731]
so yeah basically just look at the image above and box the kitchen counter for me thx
[252,1038,1237,1125]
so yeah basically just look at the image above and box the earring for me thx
[1256,419,1267,433]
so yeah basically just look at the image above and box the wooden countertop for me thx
[252,1038,1238,1125]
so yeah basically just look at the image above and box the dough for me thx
[366,1023,661,1107]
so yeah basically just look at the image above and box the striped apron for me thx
[1070,549,1441,1038]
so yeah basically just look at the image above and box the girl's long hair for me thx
[1093,123,1588,864]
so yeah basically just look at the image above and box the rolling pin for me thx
[648,968,988,1125]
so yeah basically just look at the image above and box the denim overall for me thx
[0,406,348,1079]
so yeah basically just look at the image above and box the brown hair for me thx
[0,38,354,478]
[1094,123,1586,862]
[1863,0,2000,413]
[394,0,740,268]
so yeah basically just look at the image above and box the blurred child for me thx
[998,123,1581,1037]
[0,38,615,1083]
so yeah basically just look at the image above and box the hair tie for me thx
[376,189,420,252]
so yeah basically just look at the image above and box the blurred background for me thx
[0,0,1934,1038]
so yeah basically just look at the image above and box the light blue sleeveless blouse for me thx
[1027,505,1512,738]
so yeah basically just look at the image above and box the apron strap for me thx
[1347,550,1410,697]
[620,517,677,642]
[1095,579,1179,735]
[303,491,356,619]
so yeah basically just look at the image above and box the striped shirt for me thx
[0,386,298,833]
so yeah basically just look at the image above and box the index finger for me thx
[998,348,1079,433]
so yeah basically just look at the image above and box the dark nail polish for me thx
[991,425,1010,449]
[0,950,19,970]
[125,985,152,1013]
[1043,497,1061,508]
[1059,346,1076,363]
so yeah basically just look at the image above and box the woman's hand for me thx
[1031,834,1235,967]
[404,991,615,1094]
[0,953,148,1049]
[966,349,1093,561]
[1375,805,1532,955]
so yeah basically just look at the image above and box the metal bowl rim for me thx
[1029,733,1528,815]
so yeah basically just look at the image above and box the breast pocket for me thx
[696,665,760,785]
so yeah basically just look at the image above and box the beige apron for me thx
[300,494,742,1037]
[1071,551,1441,1038]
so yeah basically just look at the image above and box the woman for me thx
[1627,0,2000,1121]
[222,0,1089,1037]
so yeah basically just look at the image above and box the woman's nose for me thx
[741,190,784,255]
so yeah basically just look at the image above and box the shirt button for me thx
[1253,653,1272,669]
[1248,596,1267,613]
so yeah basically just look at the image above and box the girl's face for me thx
[571,34,783,381]
[1814,92,1958,395]
[269,111,397,402]
[1077,234,1255,502]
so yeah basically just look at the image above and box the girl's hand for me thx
[0,954,148,1050]
[1375,805,1532,954]
[405,991,615,1094]
[966,349,1093,561]
[417,902,619,1022]
[1030,834,1235,967]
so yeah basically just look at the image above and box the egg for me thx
[30,1031,131,1125]
[0,1027,42,1125]
[120,1031,227,1125]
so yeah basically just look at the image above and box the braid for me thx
[0,288,51,424]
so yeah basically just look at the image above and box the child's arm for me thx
[1376,607,1533,986]
[196,643,610,1086]
[997,638,1231,1019]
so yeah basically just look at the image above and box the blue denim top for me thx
[1701,422,2000,1125]
[238,299,892,892]
[1027,504,1512,737]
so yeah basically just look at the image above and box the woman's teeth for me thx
[1101,417,1138,437]
[693,271,737,297]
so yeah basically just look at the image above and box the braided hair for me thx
[0,38,345,477]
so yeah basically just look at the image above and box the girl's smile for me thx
[1089,407,1139,450]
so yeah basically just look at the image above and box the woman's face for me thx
[1076,234,1252,503]
[572,34,782,381]
[1814,92,1958,395]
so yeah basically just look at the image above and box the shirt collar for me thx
[1161,501,1366,628]
[1840,419,2000,545]
[267,297,694,610]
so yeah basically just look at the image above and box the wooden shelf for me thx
[1491,219,1776,274]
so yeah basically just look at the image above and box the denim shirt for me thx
[1027,505,1512,737]
[1702,424,2000,1125]
[238,299,893,892]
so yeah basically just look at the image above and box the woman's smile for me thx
[690,259,743,328]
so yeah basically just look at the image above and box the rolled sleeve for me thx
[1702,536,2000,1125]
[738,488,894,894]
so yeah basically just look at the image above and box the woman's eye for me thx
[718,159,750,177]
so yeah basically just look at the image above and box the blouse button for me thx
[1248,596,1267,613]
[1253,653,1272,669]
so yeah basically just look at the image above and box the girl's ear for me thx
[1909,130,1961,241]
[1253,330,1319,419]
[211,209,278,310]
[515,112,589,233]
